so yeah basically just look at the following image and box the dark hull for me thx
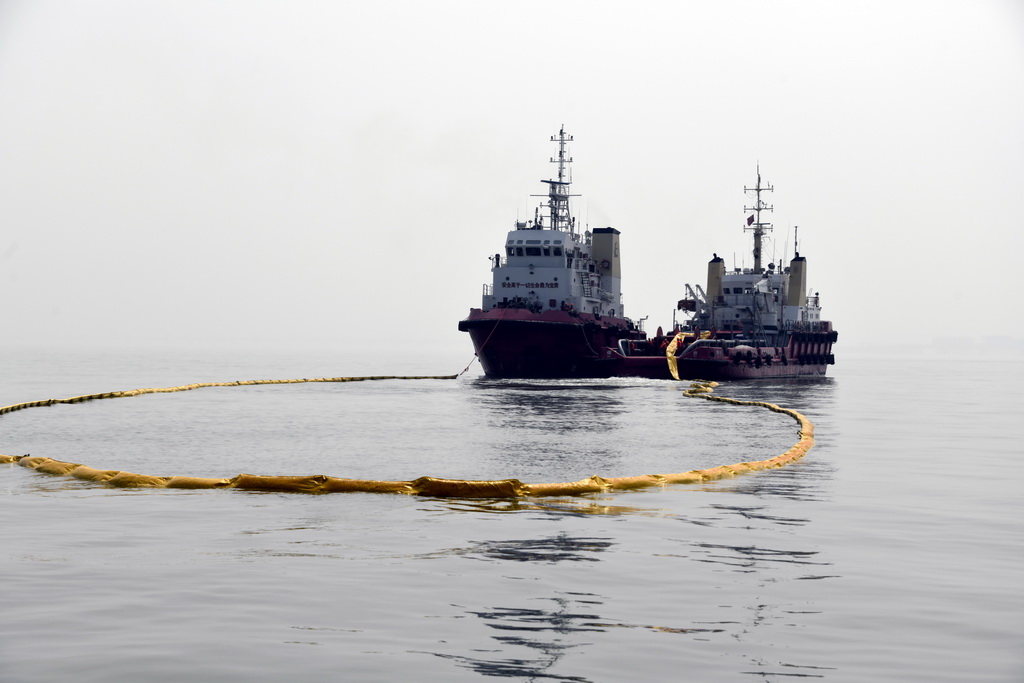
[458,308,636,379]
[616,330,837,380]
[614,355,831,380]
[460,308,836,381]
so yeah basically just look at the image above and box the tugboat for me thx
[458,129,837,381]
[616,167,838,380]
[457,126,645,378]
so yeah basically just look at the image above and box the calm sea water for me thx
[1,348,1021,682]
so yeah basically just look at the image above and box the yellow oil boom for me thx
[1,374,813,497]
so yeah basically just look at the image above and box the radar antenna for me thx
[531,125,580,235]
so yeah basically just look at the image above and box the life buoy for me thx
[600,259,611,269]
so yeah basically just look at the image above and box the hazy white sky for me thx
[1,0,1022,357]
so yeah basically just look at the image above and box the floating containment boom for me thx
[1,376,814,497]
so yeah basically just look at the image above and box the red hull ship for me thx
[459,129,836,380]
[460,307,635,379]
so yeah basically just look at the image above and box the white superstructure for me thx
[479,126,625,320]
[679,168,828,343]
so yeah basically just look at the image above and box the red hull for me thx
[458,308,637,378]
[460,308,836,380]
[616,330,836,380]
[613,354,831,380]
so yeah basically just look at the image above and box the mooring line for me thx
[0,377,813,497]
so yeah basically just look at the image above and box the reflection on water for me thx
[436,587,734,681]
[470,600,605,634]
[701,377,838,505]
[466,379,638,481]
[692,542,828,570]
[707,503,810,527]
[438,497,672,518]
[427,536,610,679]
[722,461,834,503]
[464,375,840,485]
[721,376,837,404]
[422,532,613,564]
[472,378,629,434]
[433,594,600,681]
[457,533,612,564]
[7,353,1023,682]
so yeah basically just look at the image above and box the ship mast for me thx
[533,125,579,234]
[743,165,774,273]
